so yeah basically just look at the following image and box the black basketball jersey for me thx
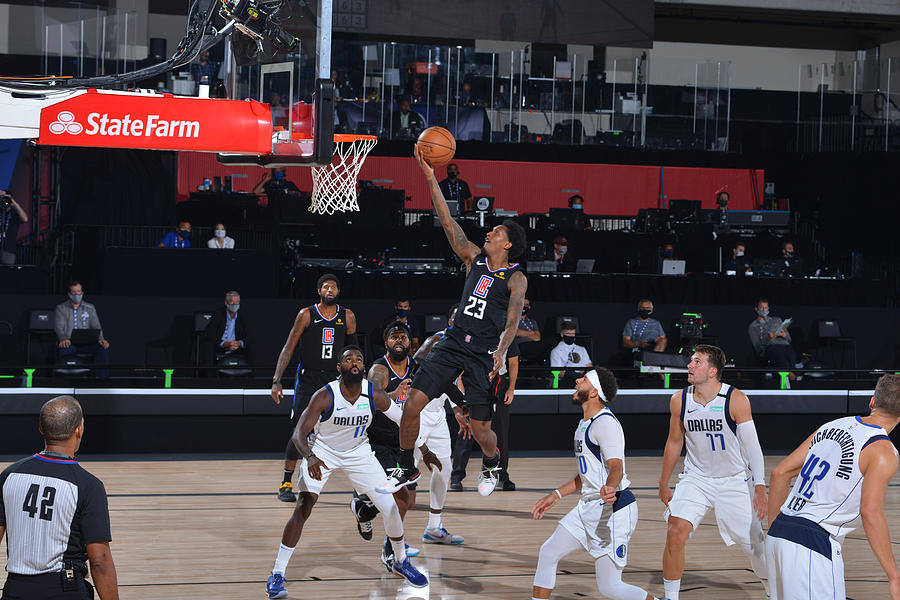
[367,355,412,447]
[452,253,520,347]
[299,304,348,372]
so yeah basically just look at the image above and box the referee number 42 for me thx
[22,484,56,521]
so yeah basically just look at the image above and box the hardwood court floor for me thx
[0,456,897,599]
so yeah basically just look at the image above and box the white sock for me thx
[663,578,680,600]
[390,537,407,563]
[273,543,294,575]
[427,512,442,529]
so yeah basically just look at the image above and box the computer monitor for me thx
[549,207,583,230]
[661,259,686,275]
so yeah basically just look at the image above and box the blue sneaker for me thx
[423,526,464,544]
[266,572,288,599]
[392,556,428,588]
[405,543,420,557]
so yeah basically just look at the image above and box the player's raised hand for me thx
[532,493,559,520]
[397,378,412,399]
[600,485,617,504]
[307,455,329,480]
[271,382,283,404]
[421,449,442,472]
[413,144,434,178]
[658,483,673,506]
[753,485,768,521]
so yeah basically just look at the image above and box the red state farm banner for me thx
[39,89,273,154]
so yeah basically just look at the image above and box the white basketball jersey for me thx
[780,416,892,541]
[312,380,376,453]
[681,383,746,478]
[574,408,631,499]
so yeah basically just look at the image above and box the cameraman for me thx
[0,191,28,265]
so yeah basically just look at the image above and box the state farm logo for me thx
[48,111,83,135]
[47,111,201,138]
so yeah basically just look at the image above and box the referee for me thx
[0,396,118,600]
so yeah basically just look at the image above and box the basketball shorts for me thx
[412,331,493,421]
[766,513,845,600]
[291,369,336,426]
[371,442,402,473]
[415,407,453,459]
[664,471,763,547]
[297,440,389,497]
[558,490,638,567]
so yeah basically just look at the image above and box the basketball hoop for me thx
[309,134,377,215]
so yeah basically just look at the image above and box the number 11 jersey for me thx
[452,253,520,348]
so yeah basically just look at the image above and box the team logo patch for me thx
[616,544,627,558]
[473,274,494,298]
[322,328,334,344]
[465,334,472,343]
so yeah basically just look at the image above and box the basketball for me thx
[416,126,456,166]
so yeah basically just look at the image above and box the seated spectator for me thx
[203,290,249,368]
[622,299,667,353]
[516,298,542,362]
[382,297,420,352]
[459,81,478,106]
[54,280,110,379]
[552,235,576,272]
[567,194,583,209]
[748,298,798,380]
[1,191,27,265]
[392,97,425,139]
[781,240,795,262]
[724,242,751,274]
[438,164,473,215]
[550,321,592,387]
[207,223,235,249]
[158,221,192,248]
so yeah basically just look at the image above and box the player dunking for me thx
[532,368,658,600]
[658,345,770,600]
[377,146,528,496]
[270,274,357,501]
[265,346,427,599]
[767,373,900,600]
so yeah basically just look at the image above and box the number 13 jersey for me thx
[300,304,348,371]
[452,253,520,347]
[780,416,891,541]
[681,383,746,479]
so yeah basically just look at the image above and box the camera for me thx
[220,0,297,52]
[0,194,12,211]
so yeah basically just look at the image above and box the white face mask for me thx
[736,251,744,257]
[215,230,226,238]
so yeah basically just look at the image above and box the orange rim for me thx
[290,133,377,141]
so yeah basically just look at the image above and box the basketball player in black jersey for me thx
[270,274,358,501]
[377,146,528,497]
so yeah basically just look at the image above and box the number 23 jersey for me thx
[452,253,520,347]
[780,415,892,541]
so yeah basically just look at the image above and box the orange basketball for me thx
[416,126,456,166]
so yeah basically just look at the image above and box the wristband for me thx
[553,489,563,500]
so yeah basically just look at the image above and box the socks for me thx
[282,470,294,485]
[273,543,295,575]
[390,537,407,563]
[399,448,415,470]
[483,450,500,469]
[663,578,680,600]
[427,512,442,529]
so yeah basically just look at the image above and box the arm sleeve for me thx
[91,307,104,340]
[748,322,763,354]
[79,475,112,543]
[736,420,766,485]
[621,320,632,339]
[382,399,403,425]
[652,320,666,338]
[589,417,625,462]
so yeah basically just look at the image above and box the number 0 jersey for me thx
[574,408,631,500]
[312,379,376,454]
[780,416,892,541]
[681,383,747,479]
[452,253,520,348]
[299,304,348,372]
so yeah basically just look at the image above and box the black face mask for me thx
[448,172,458,178]
[522,306,530,315]
[638,309,652,319]
[178,229,191,240]
[562,335,575,345]
[340,364,364,385]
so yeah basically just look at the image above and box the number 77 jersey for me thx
[780,415,891,541]
[680,383,749,479]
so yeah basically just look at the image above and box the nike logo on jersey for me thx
[686,408,698,413]
[476,260,485,265]
[314,319,324,324]
[335,407,346,411]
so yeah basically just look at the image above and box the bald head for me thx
[40,396,83,442]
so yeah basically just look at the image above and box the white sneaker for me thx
[423,526,464,544]
[477,466,501,496]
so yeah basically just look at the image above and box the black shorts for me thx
[372,443,417,490]
[291,369,336,426]
[1,572,93,600]
[412,329,494,421]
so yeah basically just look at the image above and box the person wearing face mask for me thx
[622,299,667,354]
[550,322,592,388]
[207,222,235,249]
[203,290,250,369]
[516,298,543,364]
[748,298,799,380]
[438,163,472,215]
[724,242,751,274]
[382,297,420,353]
[552,235,576,272]
[157,220,192,248]
[54,280,111,379]
[0,191,28,265]
[253,168,301,226]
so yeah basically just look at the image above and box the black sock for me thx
[399,448,415,470]
[282,470,294,484]
[482,450,500,469]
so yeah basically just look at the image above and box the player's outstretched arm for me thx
[414,145,480,266]
[292,389,331,479]
[373,386,404,427]
[491,271,527,379]
[859,439,900,598]
[271,308,310,404]
[730,390,768,520]
[532,475,582,520]
[659,392,686,505]
[768,431,816,526]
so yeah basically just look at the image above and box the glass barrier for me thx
[41,11,142,78]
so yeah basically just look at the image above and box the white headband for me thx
[585,370,606,402]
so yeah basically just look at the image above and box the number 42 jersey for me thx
[780,415,892,541]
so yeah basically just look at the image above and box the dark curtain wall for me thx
[60,148,177,226]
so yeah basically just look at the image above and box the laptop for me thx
[576,259,595,274]
[70,329,101,345]
[661,259,686,275]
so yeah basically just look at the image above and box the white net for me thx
[309,136,378,214]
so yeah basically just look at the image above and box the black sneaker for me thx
[502,480,516,491]
[277,481,297,502]
[449,480,463,491]
[350,496,374,541]
[374,466,420,494]
[380,537,394,572]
